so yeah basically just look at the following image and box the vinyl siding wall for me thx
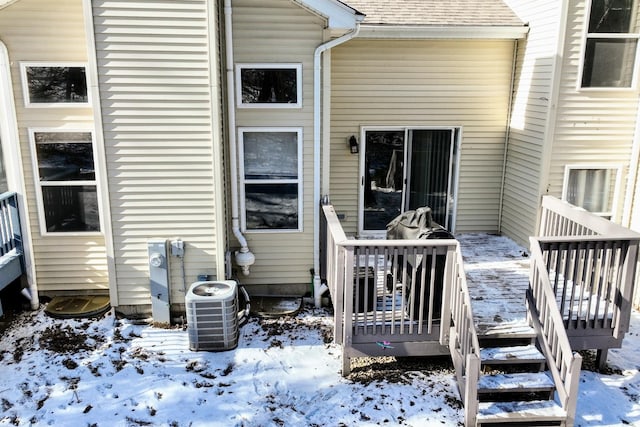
[546,0,640,223]
[329,39,515,234]
[230,0,325,287]
[91,0,222,306]
[0,0,109,293]
[501,0,562,246]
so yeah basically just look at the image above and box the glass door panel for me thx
[407,129,453,227]
[362,130,405,232]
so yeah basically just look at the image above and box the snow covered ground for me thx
[1,303,640,426]
[0,306,461,427]
[1,234,639,426]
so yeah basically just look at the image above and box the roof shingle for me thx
[343,0,524,27]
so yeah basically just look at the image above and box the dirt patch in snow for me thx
[350,355,456,385]
[579,350,623,375]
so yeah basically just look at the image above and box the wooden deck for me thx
[457,233,531,334]
[320,196,639,426]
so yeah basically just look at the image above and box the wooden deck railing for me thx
[320,204,481,415]
[529,238,582,426]
[0,191,22,259]
[0,192,26,315]
[537,196,640,367]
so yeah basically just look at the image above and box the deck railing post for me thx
[341,246,355,376]
[464,353,480,427]
[615,240,639,339]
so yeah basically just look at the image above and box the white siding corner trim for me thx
[0,41,38,308]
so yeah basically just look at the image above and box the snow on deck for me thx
[457,233,531,332]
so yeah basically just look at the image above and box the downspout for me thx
[313,24,360,308]
[498,39,519,233]
[224,0,255,275]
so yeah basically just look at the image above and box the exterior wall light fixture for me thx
[348,135,359,154]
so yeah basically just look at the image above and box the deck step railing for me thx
[529,237,582,427]
[448,246,482,427]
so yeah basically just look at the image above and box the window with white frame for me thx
[21,63,89,107]
[30,130,100,233]
[239,128,302,231]
[562,165,622,219]
[581,0,639,88]
[236,64,302,108]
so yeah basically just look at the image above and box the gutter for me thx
[356,25,528,40]
[224,0,255,275]
[313,24,361,308]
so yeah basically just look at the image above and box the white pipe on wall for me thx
[313,25,360,307]
[224,0,255,276]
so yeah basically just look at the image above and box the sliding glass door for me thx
[359,127,458,236]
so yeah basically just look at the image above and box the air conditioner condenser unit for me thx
[185,280,239,351]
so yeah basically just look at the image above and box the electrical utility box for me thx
[148,239,170,323]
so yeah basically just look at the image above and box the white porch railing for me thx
[537,196,640,368]
[320,204,481,421]
[0,191,21,259]
[0,192,25,315]
[321,205,459,373]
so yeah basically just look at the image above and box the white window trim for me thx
[561,164,623,219]
[577,0,640,91]
[20,62,91,108]
[236,63,302,109]
[238,127,304,233]
[29,127,102,236]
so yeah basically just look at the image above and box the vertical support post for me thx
[439,245,455,346]
[464,353,480,427]
[565,354,582,427]
[148,239,170,324]
[341,247,355,377]
[614,241,638,339]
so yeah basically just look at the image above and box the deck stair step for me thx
[477,322,537,347]
[477,322,537,339]
[478,372,554,394]
[477,400,566,425]
[480,344,546,367]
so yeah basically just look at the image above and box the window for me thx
[239,128,302,231]
[30,130,100,233]
[21,63,89,106]
[562,165,622,219]
[581,0,639,88]
[236,64,302,108]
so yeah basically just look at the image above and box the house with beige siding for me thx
[2,0,640,317]
[502,0,640,246]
